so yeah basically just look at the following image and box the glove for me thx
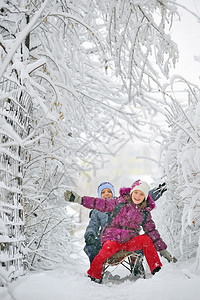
[85,234,96,246]
[160,249,177,263]
[157,182,167,196]
[64,190,81,204]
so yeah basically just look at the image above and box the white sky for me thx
[170,0,200,84]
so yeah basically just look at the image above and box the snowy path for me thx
[1,227,200,300]
[1,257,200,300]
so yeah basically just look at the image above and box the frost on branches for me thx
[0,80,29,283]
[0,0,180,278]
[160,78,200,270]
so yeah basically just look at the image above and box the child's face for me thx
[101,188,113,199]
[131,190,145,205]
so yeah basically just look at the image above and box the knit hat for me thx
[97,182,115,198]
[130,180,150,200]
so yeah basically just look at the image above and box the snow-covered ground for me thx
[1,227,200,300]
[1,259,200,300]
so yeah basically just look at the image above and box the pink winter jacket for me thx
[82,187,167,252]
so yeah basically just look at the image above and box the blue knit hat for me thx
[97,182,115,198]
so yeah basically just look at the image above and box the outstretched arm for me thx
[64,190,117,212]
[149,182,167,202]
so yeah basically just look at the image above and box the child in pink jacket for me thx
[65,180,176,283]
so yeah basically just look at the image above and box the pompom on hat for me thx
[97,182,115,198]
[130,180,150,200]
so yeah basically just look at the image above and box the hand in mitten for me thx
[64,190,81,204]
[85,234,96,246]
[160,249,177,263]
[157,182,167,196]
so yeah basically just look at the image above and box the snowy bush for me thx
[160,78,200,269]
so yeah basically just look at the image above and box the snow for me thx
[1,259,199,300]
[0,0,49,81]
[1,228,200,300]
[1,0,200,299]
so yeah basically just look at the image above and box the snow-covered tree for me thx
[158,77,200,271]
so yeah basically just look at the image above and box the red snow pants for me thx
[87,234,162,279]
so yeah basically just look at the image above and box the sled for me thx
[102,250,145,279]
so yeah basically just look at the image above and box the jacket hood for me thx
[119,187,156,211]
[119,187,131,196]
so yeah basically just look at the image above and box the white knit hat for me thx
[130,180,150,200]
